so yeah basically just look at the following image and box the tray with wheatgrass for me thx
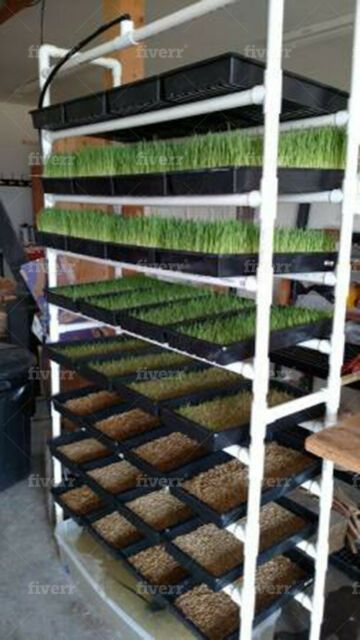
[167,305,332,365]
[37,209,337,278]
[161,379,325,451]
[45,274,158,313]
[76,279,211,327]
[45,334,151,371]
[41,126,346,198]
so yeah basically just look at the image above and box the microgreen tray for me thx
[45,337,153,371]
[83,506,150,559]
[41,166,344,199]
[36,230,338,277]
[164,496,317,592]
[171,426,321,527]
[166,549,314,640]
[167,312,332,366]
[51,385,124,427]
[51,479,106,525]
[161,380,325,451]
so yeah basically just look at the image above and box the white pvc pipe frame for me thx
[38,0,359,636]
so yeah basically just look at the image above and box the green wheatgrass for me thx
[57,338,148,359]
[88,283,209,312]
[177,389,293,432]
[44,126,346,178]
[38,209,336,254]
[178,307,332,345]
[87,351,191,378]
[128,367,241,401]
[131,295,254,326]
[51,276,155,300]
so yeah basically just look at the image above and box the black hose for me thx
[38,12,131,109]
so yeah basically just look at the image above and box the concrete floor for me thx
[0,399,360,640]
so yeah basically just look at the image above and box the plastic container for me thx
[0,344,35,490]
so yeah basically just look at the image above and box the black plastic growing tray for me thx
[31,75,163,132]
[49,430,114,476]
[165,496,317,592]
[36,231,338,278]
[42,166,344,199]
[45,336,152,371]
[83,506,150,559]
[51,479,106,525]
[167,312,332,366]
[166,549,314,640]
[51,385,124,427]
[124,424,215,482]
[161,379,325,451]
[99,362,215,416]
[171,426,321,527]
[81,403,163,454]
[32,53,348,142]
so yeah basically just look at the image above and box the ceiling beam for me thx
[0,0,36,25]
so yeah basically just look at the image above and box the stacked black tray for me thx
[32,52,348,142]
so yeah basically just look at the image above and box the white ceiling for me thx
[0,0,355,107]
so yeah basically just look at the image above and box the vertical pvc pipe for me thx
[240,1,284,638]
[309,1,360,638]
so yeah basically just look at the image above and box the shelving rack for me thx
[35,0,360,638]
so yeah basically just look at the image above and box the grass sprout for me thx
[131,294,254,325]
[56,337,148,359]
[38,208,336,254]
[128,367,241,400]
[88,351,190,378]
[177,389,293,431]
[44,126,346,178]
[88,283,209,312]
[178,306,332,345]
[51,276,155,300]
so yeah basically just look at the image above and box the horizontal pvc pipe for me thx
[51,0,238,75]
[224,445,251,465]
[45,192,262,208]
[222,583,242,606]
[274,272,337,286]
[296,540,317,559]
[299,339,331,354]
[267,389,329,423]
[49,86,265,140]
[302,479,322,497]
[246,110,349,135]
[278,189,344,204]
[226,520,246,542]
[294,591,313,612]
